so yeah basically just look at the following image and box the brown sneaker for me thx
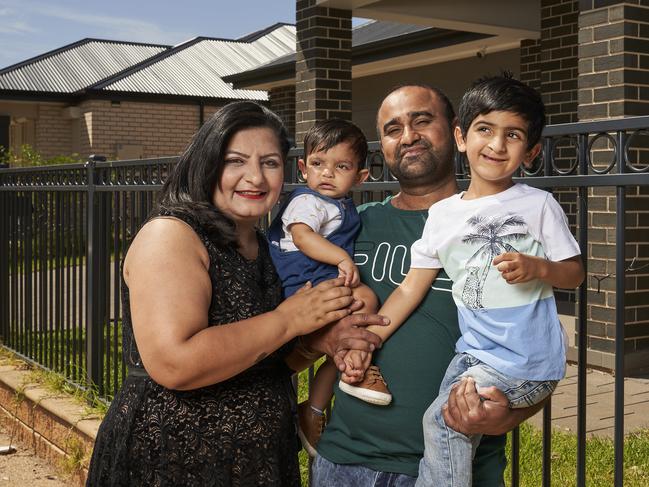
[298,401,326,457]
[338,365,392,406]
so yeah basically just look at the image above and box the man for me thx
[311,84,546,486]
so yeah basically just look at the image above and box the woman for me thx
[86,102,381,486]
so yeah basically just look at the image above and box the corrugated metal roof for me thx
[102,25,295,100]
[0,40,169,93]
[0,24,295,101]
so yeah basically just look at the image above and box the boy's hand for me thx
[337,259,361,287]
[493,252,547,284]
[340,349,371,384]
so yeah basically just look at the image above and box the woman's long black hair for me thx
[158,101,291,247]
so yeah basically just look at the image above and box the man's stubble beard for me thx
[387,138,455,188]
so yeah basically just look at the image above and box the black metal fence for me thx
[1,115,649,486]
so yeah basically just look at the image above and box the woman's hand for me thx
[276,277,355,336]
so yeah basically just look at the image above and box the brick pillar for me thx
[520,39,541,93]
[578,0,649,373]
[295,0,352,144]
[535,1,580,306]
[269,85,296,140]
[541,0,580,125]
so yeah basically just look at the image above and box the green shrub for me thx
[0,144,83,167]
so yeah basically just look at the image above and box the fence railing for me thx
[1,115,649,486]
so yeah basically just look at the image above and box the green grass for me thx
[3,321,124,403]
[504,422,649,486]
[0,346,108,417]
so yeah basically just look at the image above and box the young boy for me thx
[267,119,382,458]
[340,75,585,486]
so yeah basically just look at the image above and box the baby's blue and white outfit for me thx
[411,184,581,487]
[268,186,360,298]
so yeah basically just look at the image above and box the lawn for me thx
[504,422,649,487]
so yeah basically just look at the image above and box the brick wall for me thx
[578,0,649,372]
[34,103,74,159]
[78,100,222,159]
[578,2,649,119]
[525,1,581,306]
[269,85,296,138]
[520,39,541,93]
[517,0,649,372]
[295,0,352,144]
[541,0,580,125]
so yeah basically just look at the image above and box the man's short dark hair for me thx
[458,74,546,149]
[377,83,456,137]
[303,119,368,169]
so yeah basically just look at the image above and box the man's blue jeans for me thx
[312,454,416,487]
[415,352,557,487]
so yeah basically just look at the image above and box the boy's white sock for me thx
[310,405,324,416]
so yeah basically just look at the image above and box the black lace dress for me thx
[86,213,300,487]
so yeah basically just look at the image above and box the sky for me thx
[0,0,301,69]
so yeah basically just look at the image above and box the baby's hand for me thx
[337,259,361,287]
[340,349,372,384]
[493,252,546,284]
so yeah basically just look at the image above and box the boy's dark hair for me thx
[303,119,368,169]
[458,73,546,149]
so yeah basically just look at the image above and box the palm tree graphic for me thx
[460,214,527,309]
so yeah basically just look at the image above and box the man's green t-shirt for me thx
[317,197,506,483]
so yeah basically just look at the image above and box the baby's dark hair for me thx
[303,119,368,169]
[458,73,546,149]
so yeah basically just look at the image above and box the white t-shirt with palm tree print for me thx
[411,183,581,381]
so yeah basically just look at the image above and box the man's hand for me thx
[443,377,520,436]
[302,302,388,372]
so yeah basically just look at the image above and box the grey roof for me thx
[0,23,295,101]
[0,40,169,93]
[224,20,489,87]
[101,25,295,100]
[225,21,429,76]
[351,20,430,47]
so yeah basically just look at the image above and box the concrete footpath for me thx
[0,423,68,487]
[528,363,649,437]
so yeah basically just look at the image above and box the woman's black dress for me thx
[86,214,300,486]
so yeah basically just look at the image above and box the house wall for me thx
[0,101,71,159]
[350,48,521,138]
[517,0,649,373]
[269,86,296,138]
[35,103,74,159]
[295,0,353,144]
[1,99,225,162]
[577,0,649,373]
[78,100,222,160]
